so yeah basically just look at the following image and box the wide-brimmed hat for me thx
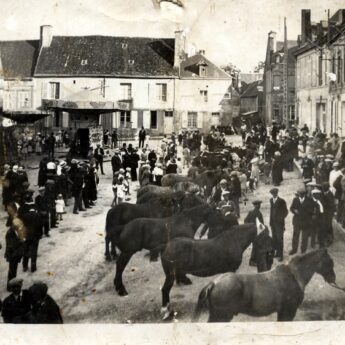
[252,200,262,205]
[220,179,228,185]
[270,188,279,195]
[8,277,23,288]
[333,162,340,167]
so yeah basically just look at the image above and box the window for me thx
[17,91,31,108]
[337,50,342,84]
[273,75,281,89]
[199,65,207,77]
[200,90,208,102]
[120,111,131,127]
[273,104,280,120]
[81,59,88,65]
[212,112,220,116]
[165,111,173,117]
[50,82,60,99]
[54,110,60,127]
[150,111,157,129]
[287,75,295,89]
[288,105,295,120]
[120,83,132,100]
[122,43,128,49]
[128,60,134,65]
[156,83,167,101]
[187,112,198,127]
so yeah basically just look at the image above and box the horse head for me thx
[316,249,336,284]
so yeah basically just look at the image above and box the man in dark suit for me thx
[35,187,50,237]
[72,167,86,214]
[269,188,288,261]
[94,144,105,175]
[111,149,123,175]
[289,187,314,254]
[138,126,146,148]
[2,278,31,323]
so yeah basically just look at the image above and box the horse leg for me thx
[105,235,112,261]
[110,239,118,260]
[161,261,175,320]
[114,252,132,296]
[149,250,159,262]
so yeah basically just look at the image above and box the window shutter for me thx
[197,112,203,128]
[41,81,48,99]
[131,110,138,129]
[182,112,188,128]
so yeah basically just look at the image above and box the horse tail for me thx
[193,281,215,322]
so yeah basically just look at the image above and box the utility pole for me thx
[282,17,288,128]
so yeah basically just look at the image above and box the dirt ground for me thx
[1,135,345,323]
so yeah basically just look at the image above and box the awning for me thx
[42,99,132,112]
[241,111,259,116]
[1,111,49,123]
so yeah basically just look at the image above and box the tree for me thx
[253,61,265,73]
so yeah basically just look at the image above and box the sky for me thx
[0,0,343,72]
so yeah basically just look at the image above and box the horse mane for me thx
[288,249,326,265]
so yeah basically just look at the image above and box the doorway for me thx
[75,128,90,158]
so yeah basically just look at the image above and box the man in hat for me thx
[289,187,314,254]
[311,188,326,249]
[35,187,50,237]
[166,157,178,174]
[94,144,105,175]
[271,151,283,186]
[301,153,314,186]
[138,126,146,148]
[111,149,123,175]
[329,161,342,195]
[269,188,288,261]
[217,190,235,212]
[244,200,264,224]
[321,182,335,245]
[72,166,86,214]
[27,282,63,324]
[1,278,31,323]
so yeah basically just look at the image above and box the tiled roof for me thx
[180,54,231,79]
[0,40,39,78]
[35,36,177,77]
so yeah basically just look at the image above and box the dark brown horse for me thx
[160,223,258,319]
[104,194,204,261]
[114,204,216,296]
[193,249,336,322]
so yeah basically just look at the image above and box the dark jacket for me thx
[29,295,63,324]
[290,196,314,227]
[94,147,104,161]
[139,129,146,140]
[5,227,24,262]
[301,158,314,180]
[72,172,84,197]
[269,197,288,227]
[111,155,122,173]
[2,290,32,323]
[35,194,49,218]
[244,209,264,224]
[17,202,43,241]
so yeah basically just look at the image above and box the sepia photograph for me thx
[0,0,345,343]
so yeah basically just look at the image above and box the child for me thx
[124,168,131,196]
[116,176,126,204]
[55,194,65,221]
[111,172,119,207]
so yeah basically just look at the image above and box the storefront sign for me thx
[89,126,103,149]
[117,101,131,110]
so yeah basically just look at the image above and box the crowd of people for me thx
[2,121,345,322]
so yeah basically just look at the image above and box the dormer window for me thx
[81,59,88,66]
[122,43,128,49]
[199,65,207,77]
[128,59,134,65]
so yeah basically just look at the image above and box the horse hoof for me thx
[117,287,128,296]
[161,304,173,321]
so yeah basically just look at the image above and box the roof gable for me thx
[240,80,263,98]
[34,36,177,77]
[0,40,39,78]
[180,54,231,79]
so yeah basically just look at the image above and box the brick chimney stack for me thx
[174,30,185,72]
[301,9,312,44]
[40,25,53,49]
[268,31,277,52]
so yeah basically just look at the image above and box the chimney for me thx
[40,25,53,49]
[174,30,185,69]
[268,31,277,52]
[199,49,205,55]
[301,9,311,44]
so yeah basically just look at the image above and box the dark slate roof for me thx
[240,80,263,98]
[180,54,231,79]
[35,36,176,77]
[0,40,39,78]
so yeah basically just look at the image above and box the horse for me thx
[137,182,201,200]
[160,223,258,319]
[136,189,203,205]
[193,249,336,322]
[161,174,191,187]
[105,194,204,261]
[113,204,216,296]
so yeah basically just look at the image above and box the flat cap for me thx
[311,189,322,194]
[326,154,334,159]
[333,162,340,167]
[297,188,306,194]
[220,179,228,184]
[252,200,262,205]
[269,188,279,194]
